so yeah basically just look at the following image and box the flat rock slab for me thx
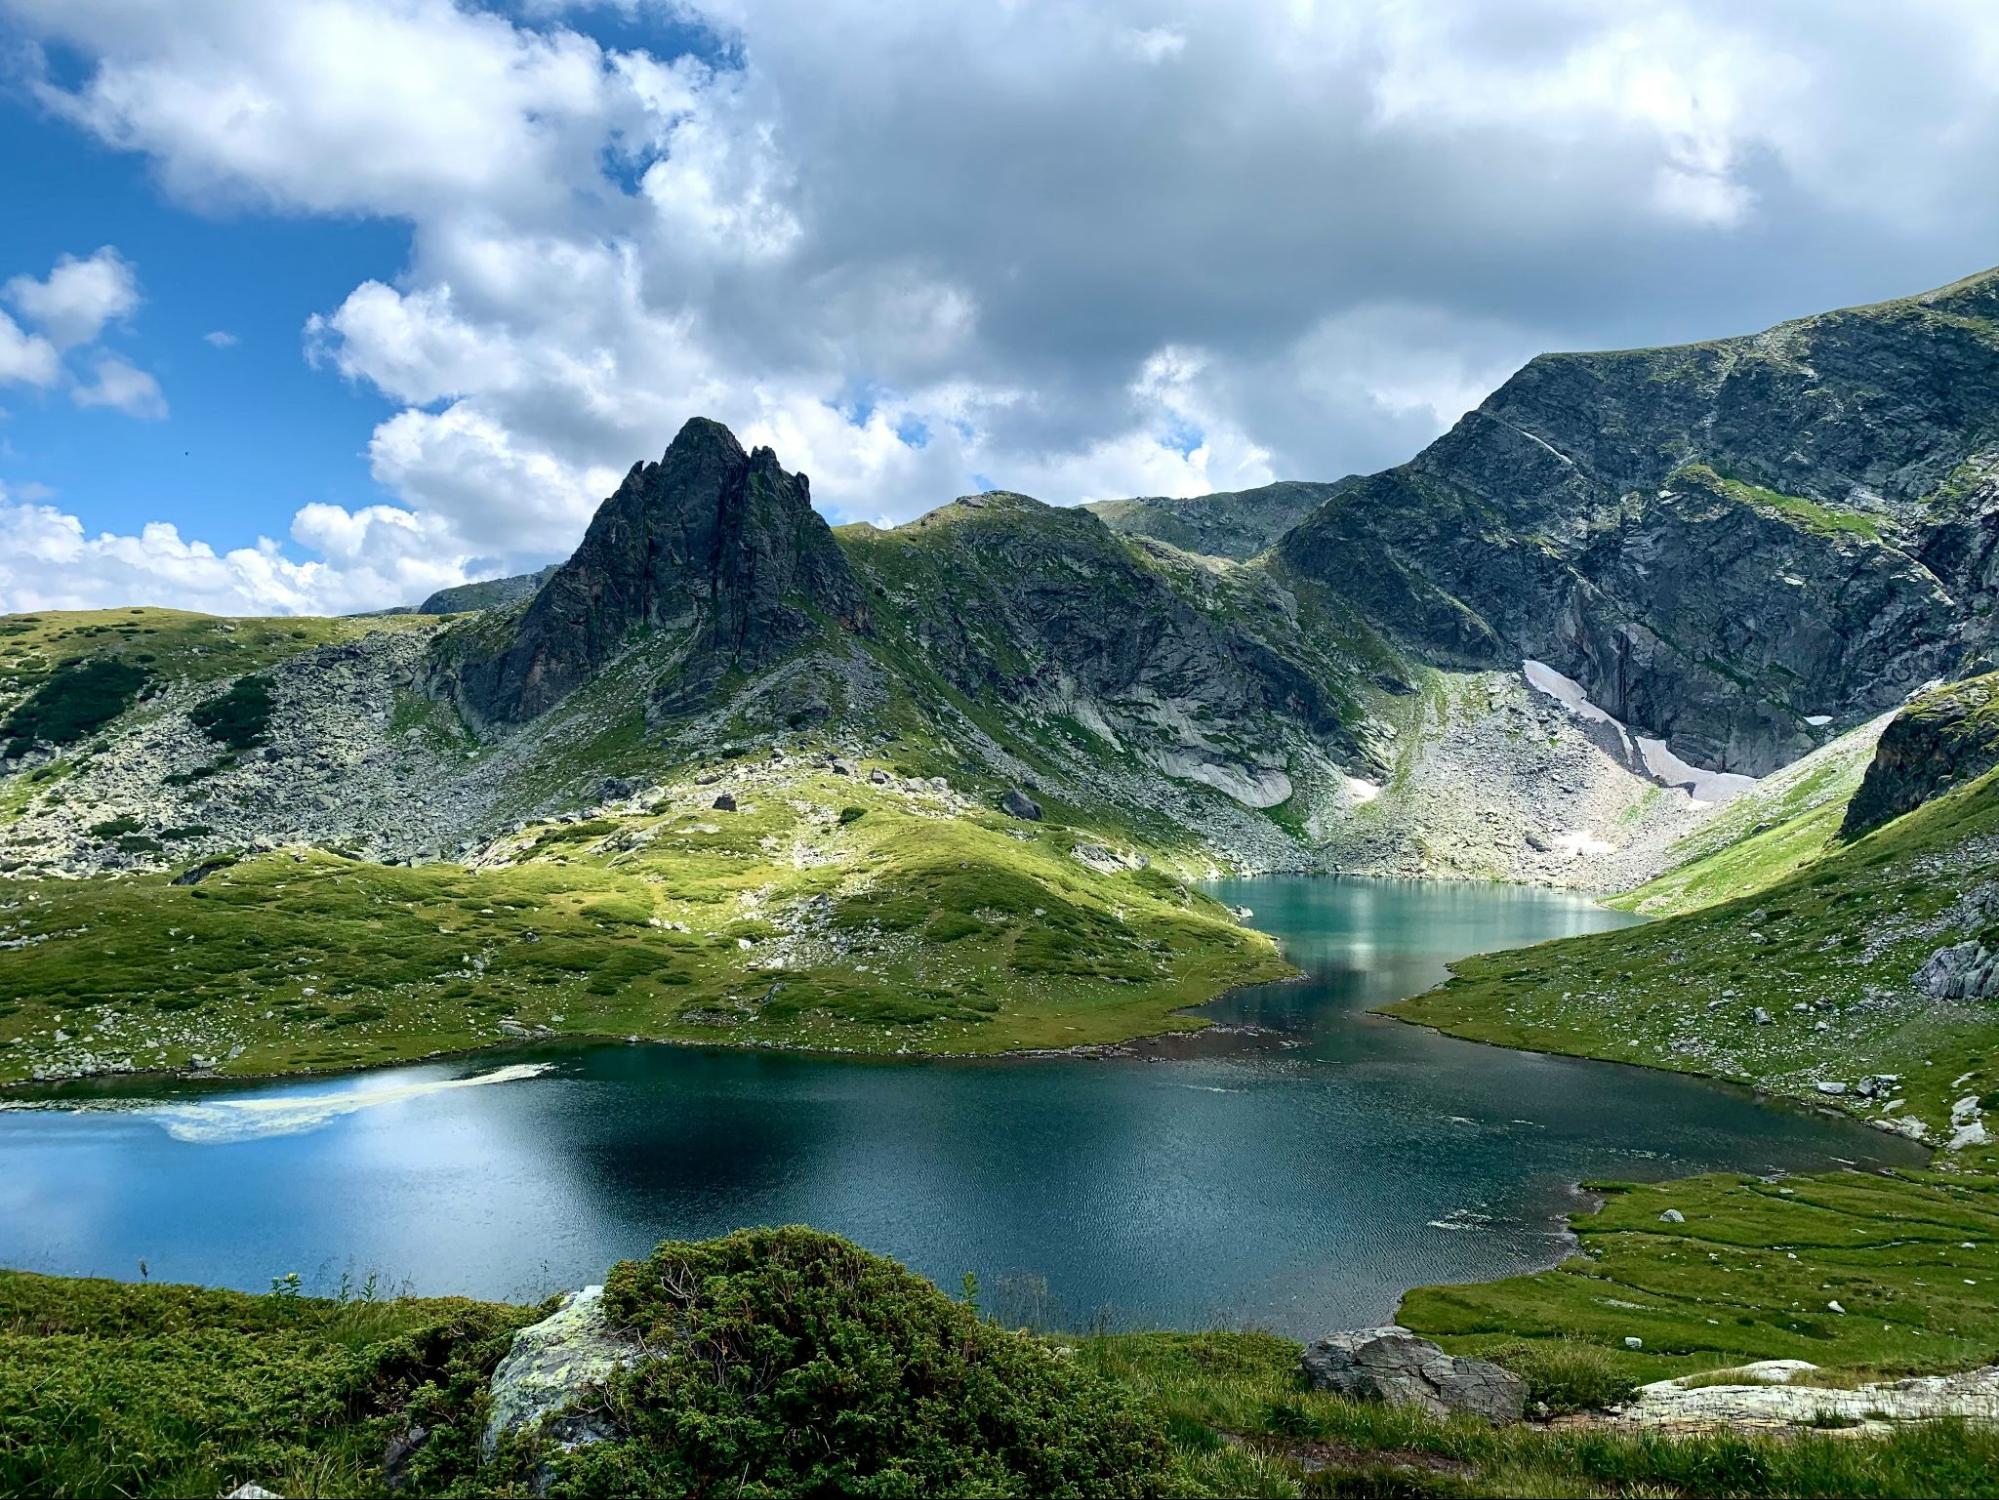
[1300,1326,1526,1424]
[1609,1360,1999,1434]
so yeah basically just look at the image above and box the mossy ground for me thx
[0,764,1289,1084]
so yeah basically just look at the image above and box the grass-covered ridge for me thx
[0,762,1288,1084]
[8,1234,1999,1500]
[1388,763,1999,1138]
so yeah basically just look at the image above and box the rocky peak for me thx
[437,417,868,726]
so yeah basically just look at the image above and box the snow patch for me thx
[1344,775,1381,806]
[1523,660,1758,805]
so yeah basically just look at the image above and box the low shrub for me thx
[503,1227,1175,1498]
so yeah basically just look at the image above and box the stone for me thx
[1624,1337,1644,1350]
[1659,1209,1685,1223]
[1752,1007,1773,1025]
[1815,1080,1848,1095]
[225,1487,281,1499]
[482,1285,643,1460]
[1612,1362,1999,1434]
[1298,1326,1526,1424]
[712,792,737,812]
[1916,940,1999,1001]
[1000,789,1042,821]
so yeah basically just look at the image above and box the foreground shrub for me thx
[514,1227,1173,1498]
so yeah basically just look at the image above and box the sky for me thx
[1,1,1998,616]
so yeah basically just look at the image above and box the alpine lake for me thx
[0,876,1918,1336]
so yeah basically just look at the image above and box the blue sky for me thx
[2,1,1998,615]
[0,91,409,548]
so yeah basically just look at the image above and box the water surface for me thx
[0,877,1918,1335]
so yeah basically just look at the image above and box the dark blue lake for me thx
[0,877,1917,1335]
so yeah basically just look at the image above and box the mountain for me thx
[417,565,558,616]
[1086,478,1356,560]
[11,267,1999,1091]
[1282,267,1999,775]
[436,419,869,727]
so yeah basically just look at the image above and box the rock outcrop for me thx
[1608,1360,1999,1434]
[1299,1326,1526,1423]
[438,418,869,727]
[1844,671,1999,836]
[418,565,559,616]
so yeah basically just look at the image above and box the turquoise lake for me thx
[0,876,1919,1335]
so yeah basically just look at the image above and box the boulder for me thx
[482,1285,643,1460]
[1298,1326,1525,1423]
[1916,940,1999,1000]
[1000,789,1042,821]
[712,792,737,812]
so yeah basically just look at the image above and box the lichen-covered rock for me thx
[1299,1326,1526,1423]
[481,1286,642,1460]
[1611,1360,1999,1433]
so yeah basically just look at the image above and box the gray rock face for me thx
[1844,671,1999,836]
[1917,939,1999,1000]
[1000,789,1042,820]
[1299,1326,1526,1423]
[482,1285,641,1460]
[1281,268,1999,777]
[438,417,869,727]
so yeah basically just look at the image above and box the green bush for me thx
[507,1227,1174,1498]
[190,675,276,750]
[1,657,149,747]
[838,805,867,825]
[89,815,145,839]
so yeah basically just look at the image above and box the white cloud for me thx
[7,0,1999,612]
[0,310,61,387]
[3,245,141,348]
[71,355,168,419]
[0,489,469,615]
[203,329,239,347]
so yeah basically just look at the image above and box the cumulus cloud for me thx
[0,309,61,387]
[71,354,168,418]
[7,0,1999,612]
[203,329,239,348]
[3,245,140,348]
[0,485,468,615]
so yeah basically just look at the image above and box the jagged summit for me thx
[436,417,868,726]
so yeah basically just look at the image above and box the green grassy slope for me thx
[1389,767,1999,1136]
[0,763,1288,1084]
[1613,713,1889,916]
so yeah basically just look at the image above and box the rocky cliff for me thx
[1843,671,1999,837]
[436,418,868,727]
[1281,267,1999,776]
